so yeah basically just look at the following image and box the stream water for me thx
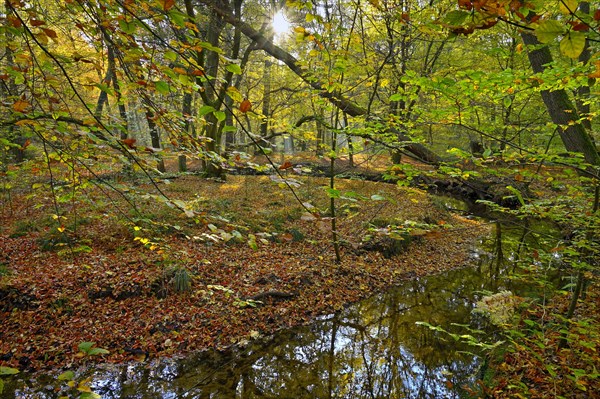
[3,212,558,399]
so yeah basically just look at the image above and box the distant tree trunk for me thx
[108,41,129,140]
[223,96,235,152]
[521,31,600,169]
[343,113,354,167]
[94,68,111,121]
[203,112,223,178]
[316,118,325,156]
[260,59,272,142]
[179,92,194,172]
[144,107,166,173]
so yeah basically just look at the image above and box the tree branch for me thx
[197,0,367,117]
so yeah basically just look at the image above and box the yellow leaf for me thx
[35,32,49,45]
[226,86,243,103]
[15,119,36,126]
[559,0,577,14]
[560,31,586,59]
[77,383,92,393]
[368,0,381,9]
[57,226,65,233]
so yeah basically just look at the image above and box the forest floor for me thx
[0,155,488,373]
[2,153,599,399]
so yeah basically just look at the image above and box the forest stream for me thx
[3,208,554,399]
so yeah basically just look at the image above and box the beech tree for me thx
[2,0,599,180]
[443,0,600,170]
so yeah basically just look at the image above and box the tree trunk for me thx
[521,31,600,168]
[260,59,272,142]
[179,92,194,172]
[108,41,129,140]
[145,107,166,173]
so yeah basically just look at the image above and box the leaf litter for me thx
[0,174,488,372]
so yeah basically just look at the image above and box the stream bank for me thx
[3,210,551,399]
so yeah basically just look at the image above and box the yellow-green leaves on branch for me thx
[560,0,578,14]
[225,63,242,75]
[535,20,564,43]
[560,32,586,59]
[448,1,596,59]
[535,20,586,59]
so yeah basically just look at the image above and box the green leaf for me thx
[326,188,340,198]
[247,234,258,250]
[198,105,215,117]
[535,20,563,43]
[168,9,187,28]
[505,185,525,206]
[87,348,110,356]
[444,10,470,26]
[0,367,19,376]
[155,81,170,95]
[226,63,242,75]
[370,194,386,201]
[560,31,586,59]
[80,393,101,399]
[389,93,403,102]
[223,125,237,133]
[14,71,25,85]
[117,19,137,35]
[214,110,226,123]
[0,379,4,395]
[545,363,557,378]
[78,342,95,353]
[58,370,75,381]
[164,50,177,62]
[198,41,222,53]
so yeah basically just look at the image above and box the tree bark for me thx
[521,31,600,168]
[260,59,272,140]
[144,106,166,173]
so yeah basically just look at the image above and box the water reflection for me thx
[6,263,509,399]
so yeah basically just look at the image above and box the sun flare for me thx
[272,10,290,35]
